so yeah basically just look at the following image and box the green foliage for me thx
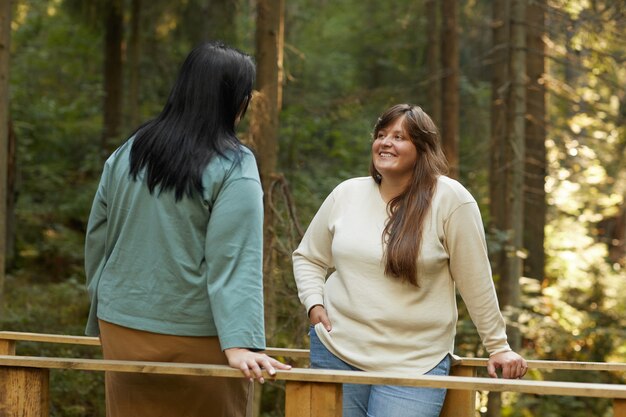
[10,0,102,281]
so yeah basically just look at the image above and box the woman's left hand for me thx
[487,351,528,379]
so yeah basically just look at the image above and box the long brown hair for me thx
[369,104,449,286]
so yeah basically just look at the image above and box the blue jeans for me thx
[309,326,450,417]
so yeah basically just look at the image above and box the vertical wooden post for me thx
[285,381,342,417]
[440,365,476,417]
[0,339,16,355]
[614,398,626,417]
[0,367,49,417]
[286,382,311,417]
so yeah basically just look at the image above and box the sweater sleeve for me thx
[84,164,109,336]
[205,171,266,351]
[444,202,512,355]
[292,191,336,314]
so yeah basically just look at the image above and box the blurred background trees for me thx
[0,0,624,416]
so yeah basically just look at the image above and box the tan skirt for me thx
[99,320,253,417]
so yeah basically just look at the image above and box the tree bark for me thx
[425,0,441,126]
[207,0,239,46]
[487,8,527,417]
[524,0,546,280]
[502,0,526,346]
[0,0,11,316]
[6,120,15,271]
[490,0,510,264]
[487,0,511,415]
[128,0,141,129]
[184,0,239,47]
[102,0,124,155]
[440,0,459,178]
[250,2,284,415]
[253,0,285,344]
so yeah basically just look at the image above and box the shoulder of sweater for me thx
[99,139,134,184]
[231,146,260,179]
[104,138,133,167]
[435,176,476,205]
[433,176,480,221]
[238,145,257,162]
[205,145,260,182]
[332,176,374,196]
[199,146,261,202]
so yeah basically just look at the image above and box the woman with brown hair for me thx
[293,104,526,417]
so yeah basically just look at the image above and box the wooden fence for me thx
[1,331,625,417]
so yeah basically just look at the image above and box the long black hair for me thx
[129,41,255,200]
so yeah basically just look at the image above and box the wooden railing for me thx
[1,331,625,417]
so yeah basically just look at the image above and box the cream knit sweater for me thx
[293,176,511,374]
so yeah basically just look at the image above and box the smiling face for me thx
[371,115,418,184]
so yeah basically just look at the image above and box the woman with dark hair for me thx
[85,41,290,417]
[293,104,526,417]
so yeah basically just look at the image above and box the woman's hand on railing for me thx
[224,348,292,384]
[487,350,528,379]
[309,305,332,332]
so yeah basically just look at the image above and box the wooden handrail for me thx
[1,355,626,399]
[0,332,100,345]
[2,331,626,371]
[0,331,309,358]
[455,357,626,372]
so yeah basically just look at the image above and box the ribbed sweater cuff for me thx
[303,294,325,315]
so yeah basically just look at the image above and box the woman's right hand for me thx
[309,305,332,332]
[223,348,292,384]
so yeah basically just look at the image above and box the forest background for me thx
[0,0,624,416]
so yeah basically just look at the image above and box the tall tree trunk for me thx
[102,0,124,155]
[487,0,511,414]
[606,97,626,265]
[251,2,284,415]
[440,0,459,178]
[524,0,546,280]
[128,0,141,129]
[362,1,381,89]
[608,194,626,265]
[490,0,510,254]
[185,0,239,47]
[425,0,441,126]
[6,120,15,270]
[502,0,526,349]
[207,0,238,46]
[253,0,285,345]
[0,0,11,316]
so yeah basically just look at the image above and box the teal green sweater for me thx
[85,139,266,351]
